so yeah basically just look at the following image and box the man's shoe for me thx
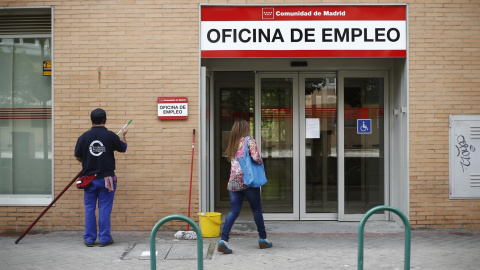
[259,238,273,249]
[217,240,232,254]
[99,239,114,247]
[84,241,94,247]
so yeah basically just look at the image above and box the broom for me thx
[174,129,197,240]
[15,171,82,244]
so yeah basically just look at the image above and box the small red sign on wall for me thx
[158,97,188,120]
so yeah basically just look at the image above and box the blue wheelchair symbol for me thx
[357,119,372,134]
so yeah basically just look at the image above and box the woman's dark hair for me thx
[225,119,250,162]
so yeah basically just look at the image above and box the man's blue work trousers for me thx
[83,178,116,244]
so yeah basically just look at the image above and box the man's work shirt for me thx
[74,126,127,178]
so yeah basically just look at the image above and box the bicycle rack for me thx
[357,205,411,270]
[149,214,204,270]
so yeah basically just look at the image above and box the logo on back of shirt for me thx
[89,140,106,156]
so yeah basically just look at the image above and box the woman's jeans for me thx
[221,187,267,242]
[83,178,116,244]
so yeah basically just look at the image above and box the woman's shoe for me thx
[217,240,232,254]
[259,238,273,249]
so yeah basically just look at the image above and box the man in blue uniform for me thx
[74,108,128,247]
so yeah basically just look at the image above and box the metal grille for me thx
[0,9,51,35]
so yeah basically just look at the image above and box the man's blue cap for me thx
[90,108,106,120]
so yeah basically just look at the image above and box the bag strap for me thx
[244,136,250,158]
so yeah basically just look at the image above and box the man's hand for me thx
[120,127,128,142]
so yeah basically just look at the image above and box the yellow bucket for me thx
[197,212,222,238]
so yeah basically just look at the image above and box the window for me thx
[0,8,52,205]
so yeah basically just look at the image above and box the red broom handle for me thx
[15,170,82,244]
[187,129,195,231]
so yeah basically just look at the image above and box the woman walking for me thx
[218,119,272,254]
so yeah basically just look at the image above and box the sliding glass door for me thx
[212,71,388,221]
[258,74,298,219]
[338,71,388,221]
[300,74,338,220]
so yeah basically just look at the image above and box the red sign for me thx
[201,5,407,58]
[201,6,406,21]
[158,97,188,120]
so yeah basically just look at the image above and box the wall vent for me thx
[0,9,51,35]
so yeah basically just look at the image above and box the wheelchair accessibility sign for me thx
[357,119,372,134]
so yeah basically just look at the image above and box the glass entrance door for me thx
[300,74,338,220]
[259,72,387,221]
[212,71,388,221]
[259,73,338,220]
[338,71,388,221]
[258,74,298,219]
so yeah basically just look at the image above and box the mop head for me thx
[174,231,197,240]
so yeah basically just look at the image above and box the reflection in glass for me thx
[343,77,384,214]
[261,78,294,213]
[214,72,255,202]
[0,38,52,195]
[305,77,337,213]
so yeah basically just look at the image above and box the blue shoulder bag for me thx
[238,136,268,187]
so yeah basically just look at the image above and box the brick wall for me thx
[408,0,480,230]
[1,0,201,232]
[1,0,479,232]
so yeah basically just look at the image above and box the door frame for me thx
[199,66,212,213]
